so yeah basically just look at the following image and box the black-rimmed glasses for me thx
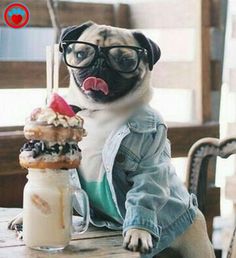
[60,41,147,73]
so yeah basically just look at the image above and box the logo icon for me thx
[4,2,30,29]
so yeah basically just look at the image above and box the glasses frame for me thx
[60,40,147,73]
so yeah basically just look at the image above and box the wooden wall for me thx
[128,0,225,123]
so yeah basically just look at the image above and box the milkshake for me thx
[23,169,72,250]
[19,94,89,251]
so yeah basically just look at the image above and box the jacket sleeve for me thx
[123,124,172,239]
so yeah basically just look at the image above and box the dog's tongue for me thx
[82,77,109,95]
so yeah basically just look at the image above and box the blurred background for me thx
[0,0,236,257]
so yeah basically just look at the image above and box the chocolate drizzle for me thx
[20,140,81,158]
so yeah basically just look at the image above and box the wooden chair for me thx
[158,137,236,258]
[186,137,236,258]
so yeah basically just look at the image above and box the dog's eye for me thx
[108,48,139,72]
[65,43,96,67]
[76,51,87,61]
[111,53,134,64]
[120,56,136,65]
[115,55,137,69]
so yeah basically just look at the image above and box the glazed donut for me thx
[20,94,85,170]
[19,140,81,169]
[24,107,86,143]
[19,156,80,169]
[24,123,86,143]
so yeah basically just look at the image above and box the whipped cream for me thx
[29,107,83,128]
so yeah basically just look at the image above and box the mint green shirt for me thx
[79,173,122,223]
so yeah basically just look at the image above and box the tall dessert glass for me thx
[23,168,89,251]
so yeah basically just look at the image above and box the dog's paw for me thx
[123,228,153,253]
[8,212,23,230]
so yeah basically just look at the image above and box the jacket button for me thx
[116,154,125,163]
[130,122,137,128]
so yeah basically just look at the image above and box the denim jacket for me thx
[74,105,198,254]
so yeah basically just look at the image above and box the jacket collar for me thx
[127,105,165,133]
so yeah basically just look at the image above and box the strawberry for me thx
[48,93,75,117]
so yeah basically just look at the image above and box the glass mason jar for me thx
[23,168,89,251]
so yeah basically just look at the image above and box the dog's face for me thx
[60,21,160,105]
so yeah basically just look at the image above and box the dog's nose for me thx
[93,57,109,73]
[94,57,107,68]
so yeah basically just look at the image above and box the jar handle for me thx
[72,187,90,235]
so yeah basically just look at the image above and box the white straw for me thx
[46,45,53,103]
[53,44,60,93]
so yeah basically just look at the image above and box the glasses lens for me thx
[65,43,95,68]
[108,47,139,72]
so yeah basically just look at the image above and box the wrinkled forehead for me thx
[77,24,138,47]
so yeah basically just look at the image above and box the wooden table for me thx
[0,208,140,258]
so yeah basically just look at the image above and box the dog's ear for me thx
[59,21,94,52]
[133,32,161,71]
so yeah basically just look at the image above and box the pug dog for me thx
[9,21,215,258]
